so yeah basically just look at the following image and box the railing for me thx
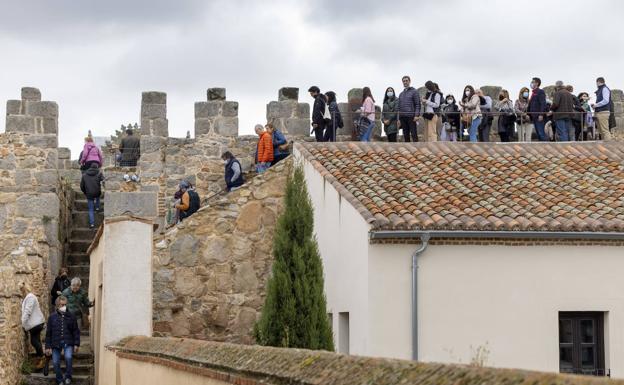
[319,110,620,143]
[561,368,610,377]
[107,147,141,167]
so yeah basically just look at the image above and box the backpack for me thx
[186,190,200,215]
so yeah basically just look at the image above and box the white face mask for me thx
[386,91,394,98]
[446,99,453,104]
[523,92,530,98]
[530,83,537,89]
[465,91,471,97]
[223,159,229,165]
[58,306,67,313]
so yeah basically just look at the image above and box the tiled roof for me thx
[296,142,624,232]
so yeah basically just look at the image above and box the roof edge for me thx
[370,230,624,241]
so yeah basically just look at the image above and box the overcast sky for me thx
[1,0,623,156]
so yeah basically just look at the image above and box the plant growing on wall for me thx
[254,164,334,351]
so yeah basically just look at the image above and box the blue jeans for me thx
[87,197,100,226]
[534,119,547,141]
[52,345,73,383]
[361,120,375,142]
[469,116,482,142]
[555,119,570,141]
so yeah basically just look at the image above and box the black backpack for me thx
[186,190,200,215]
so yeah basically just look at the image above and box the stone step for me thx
[73,199,105,212]
[25,373,90,385]
[71,227,98,241]
[67,252,89,266]
[69,240,92,253]
[71,211,103,228]
[67,264,90,279]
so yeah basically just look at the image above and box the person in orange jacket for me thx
[254,124,274,173]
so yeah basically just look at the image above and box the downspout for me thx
[412,233,430,361]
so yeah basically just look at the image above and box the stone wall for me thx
[195,88,239,137]
[111,336,624,385]
[338,88,382,140]
[140,91,168,137]
[5,87,59,136]
[266,87,310,136]
[0,130,63,384]
[151,159,289,343]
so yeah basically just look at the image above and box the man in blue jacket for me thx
[527,77,548,141]
[44,296,80,384]
[398,76,422,142]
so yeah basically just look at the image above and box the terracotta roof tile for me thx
[297,142,624,233]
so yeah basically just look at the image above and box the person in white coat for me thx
[20,282,46,369]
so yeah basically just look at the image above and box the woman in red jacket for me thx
[255,124,274,173]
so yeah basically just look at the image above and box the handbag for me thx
[323,103,332,123]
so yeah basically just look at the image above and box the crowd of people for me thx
[20,269,93,383]
[307,76,616,143]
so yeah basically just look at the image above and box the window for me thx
[338,312,349,354]
[559,312,606,376]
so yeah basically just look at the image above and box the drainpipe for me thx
[411,233,430,361]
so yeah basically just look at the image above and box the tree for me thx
[254,165,334,351]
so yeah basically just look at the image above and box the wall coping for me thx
[86,215,155,255]
[110,336,622,385]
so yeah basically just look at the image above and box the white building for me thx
[296,141,624,378]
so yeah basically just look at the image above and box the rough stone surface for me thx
[278,87,299,101]
[6,115,36,133]
[104,192,158,218]
[207,88,226,101]
[24,101,59,118]
[152,159,289,343]
[21,87,41,102]
[6,100,21,115]
[142,91,167,105]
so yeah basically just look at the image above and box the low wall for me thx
[104,335,624,385]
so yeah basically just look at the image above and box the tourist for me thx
[20,282,45,370]
[61,278,93,330]
[398,76,421,142]
[119,128,140,167]
[421,81,441,142]
[45,295,80,385]
[222,151,244,192]
[174,181,200,221]
[578,92,594,140]
[80,163,104,229]
[440,94,461,141]
[494,90,516,142]
[459,85,482,142]
[324,91,343,142]
[477,89,493,142]
[567,85,584,141]
[551,82,576,141]
[254,124,273,173]
[79,136,103,171]
[266,123,289,165]
[527,77,548,141]
[515,87,533,142]
[382,87,400,142]
[592,77,613,141]
[359,87,376,142]
[51,267,71,306]
[308,86,326,142]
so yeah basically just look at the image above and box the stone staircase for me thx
[24,190,100,384]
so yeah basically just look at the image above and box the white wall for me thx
[298,151,371,355]
[369,242,624,377]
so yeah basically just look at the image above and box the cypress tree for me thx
[254,165,334,351]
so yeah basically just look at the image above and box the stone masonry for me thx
[195,88,239,137]
[141,91,168,137]
[266,87,310,136]
[152,159,289,343]
[6,87,59,137]
[338,88,382,140]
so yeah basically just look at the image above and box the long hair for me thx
[518,87,530,101]
[362,87,375,103]
[462,85,475,102]
[383,87,396,104]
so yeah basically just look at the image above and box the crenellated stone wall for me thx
[195,88,239,137]
[140,91,168,137]
[5,87,59,136]
[151,159,289,343]
[266,87,310,136]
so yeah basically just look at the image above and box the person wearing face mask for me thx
[421,80,442,142]
[222,151,244,192]
[591,77,613,141]
[578,92,594,140]
[61,277,94,330]
[45,296,80,384]
[324,91,343,142]
[440,95,461,141]
[515,87,533,142]
[20,282,46,370]
[459,85,482,142]
[51,267,71,306]
[398,75,421,142]
[476,89,493,142]
[527,77,548,141]
[494,90,516,142]
[382,87,400,142]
